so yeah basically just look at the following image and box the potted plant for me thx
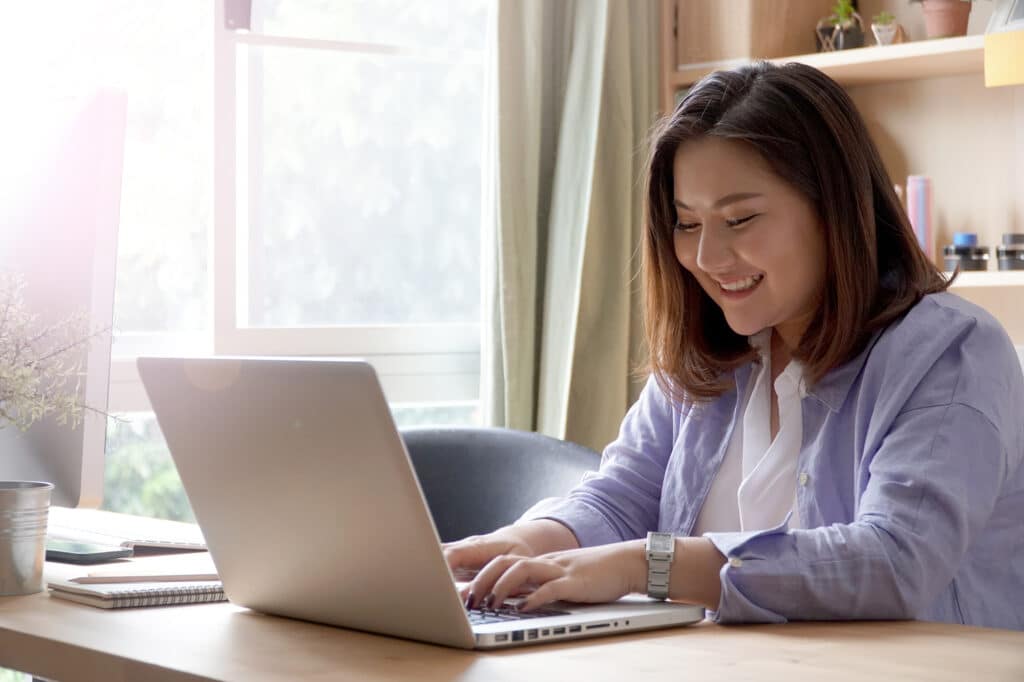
[910,0,979,38]
[817,0,866,51]
[0,272,108,595]
[871,11,902,45]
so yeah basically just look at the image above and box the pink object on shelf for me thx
[907,175,934,263]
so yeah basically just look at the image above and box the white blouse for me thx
[693,331,806,534]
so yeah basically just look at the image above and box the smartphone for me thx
[45,538,134,564]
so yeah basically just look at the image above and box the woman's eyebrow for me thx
[674,192,763,210]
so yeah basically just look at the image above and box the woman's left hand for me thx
[462,539,647,612]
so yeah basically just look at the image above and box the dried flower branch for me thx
[0,272,112,431]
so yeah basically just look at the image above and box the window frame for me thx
[107,0,484,412]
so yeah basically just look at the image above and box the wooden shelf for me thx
[669,34,985,88]
[947,270,1024,288]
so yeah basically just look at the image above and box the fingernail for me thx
[483,594,495,610]
[465,593,475,610]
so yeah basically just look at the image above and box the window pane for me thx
[392,403,480,428]
[1,3,211,334]
[240,46,483,326]
[103,415,195,522]
[250,0,491,51]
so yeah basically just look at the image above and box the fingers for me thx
[443,536,501,573]
[466,554,565,610]
[517,578,573,612]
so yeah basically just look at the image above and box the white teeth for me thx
[720,274,763,292]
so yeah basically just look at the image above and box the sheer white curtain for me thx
[481,0,660,451]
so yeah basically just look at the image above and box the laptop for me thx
[136,356,705,649]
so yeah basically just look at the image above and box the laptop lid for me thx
[137,356,476,649]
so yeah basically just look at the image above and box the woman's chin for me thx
[724,318,768,338]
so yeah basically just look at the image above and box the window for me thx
[4,1,492,519]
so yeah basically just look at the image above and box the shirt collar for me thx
[747,330,807,396]
[745,327,884,411]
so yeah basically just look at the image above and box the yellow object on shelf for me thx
[984,29,1024,86]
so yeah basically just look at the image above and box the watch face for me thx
[648,533,673,552]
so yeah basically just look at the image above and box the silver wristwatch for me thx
[645,531,675,600]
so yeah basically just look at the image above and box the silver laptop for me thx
[137,356,704,649]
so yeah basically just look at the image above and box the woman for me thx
[445,62,1024,629]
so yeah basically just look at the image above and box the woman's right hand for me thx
[442,527,536,577]
[442,519,581,605]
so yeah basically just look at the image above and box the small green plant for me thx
[873,10,896,25]
[830,0,858,27]
[0,272,109,431]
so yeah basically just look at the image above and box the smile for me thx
[718,274,764,292]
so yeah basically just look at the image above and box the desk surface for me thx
[1,560,1022,682]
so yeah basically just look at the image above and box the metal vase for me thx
[0,481,53,595]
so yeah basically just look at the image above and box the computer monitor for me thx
[0,90,126,507]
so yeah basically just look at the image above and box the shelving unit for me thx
[668,35,985,90]
[949,270,1024,289]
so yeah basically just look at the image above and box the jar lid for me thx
[953,232,978,247]
[1002,233,1024,245]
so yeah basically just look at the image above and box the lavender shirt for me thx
[530,293,1024,629]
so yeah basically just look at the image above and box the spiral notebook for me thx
[48,579,225,609]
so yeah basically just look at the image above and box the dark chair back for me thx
[401,427,601,543]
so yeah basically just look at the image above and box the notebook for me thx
[69,550,219,584]
[48,506,206,552]
[48,579,225,609]
[137,356,706,649]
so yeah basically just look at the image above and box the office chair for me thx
[400,427,602,543]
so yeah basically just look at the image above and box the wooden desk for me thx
[1,562,1022,682]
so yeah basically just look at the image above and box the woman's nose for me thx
[695,226,735,273]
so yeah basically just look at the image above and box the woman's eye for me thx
[725,214,759,228]
[674,221,701,233]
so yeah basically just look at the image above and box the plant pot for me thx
[817,24,865,51]
[0,481,53,596]
[872,23,898,45]
[920,0,972,38]
[816,11,866,52]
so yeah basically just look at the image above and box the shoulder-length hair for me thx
[643,61,948,403]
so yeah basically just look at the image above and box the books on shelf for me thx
[48,506,206,552]
[48,579,225,609]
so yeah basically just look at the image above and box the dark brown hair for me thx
[643,61,948,403]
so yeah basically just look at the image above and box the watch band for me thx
[645,531,675,601]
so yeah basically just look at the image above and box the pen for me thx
[70,573,219,584]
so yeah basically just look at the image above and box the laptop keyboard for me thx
[466,605,570,625]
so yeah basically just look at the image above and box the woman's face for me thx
[672,136,827,348]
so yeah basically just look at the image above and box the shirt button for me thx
[728,557,744,568]
[798,472,810,486]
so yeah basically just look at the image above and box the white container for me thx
[872,23,898,45]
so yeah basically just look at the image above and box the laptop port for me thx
[512,631,524,642]
[584,623,610,630]
[552,627,566,635]
[495,634,509,642]
[527,629,538,640]
[541,629,550,636]
[569,625,582,633]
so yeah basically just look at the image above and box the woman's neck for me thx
[769,328,793,383]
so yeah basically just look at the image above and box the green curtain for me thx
[481,0,660,452]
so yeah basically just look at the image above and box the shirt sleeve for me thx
[519,375,678,547]
[704,400,1006,624]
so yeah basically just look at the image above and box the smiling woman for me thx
[443,61,1024,632]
